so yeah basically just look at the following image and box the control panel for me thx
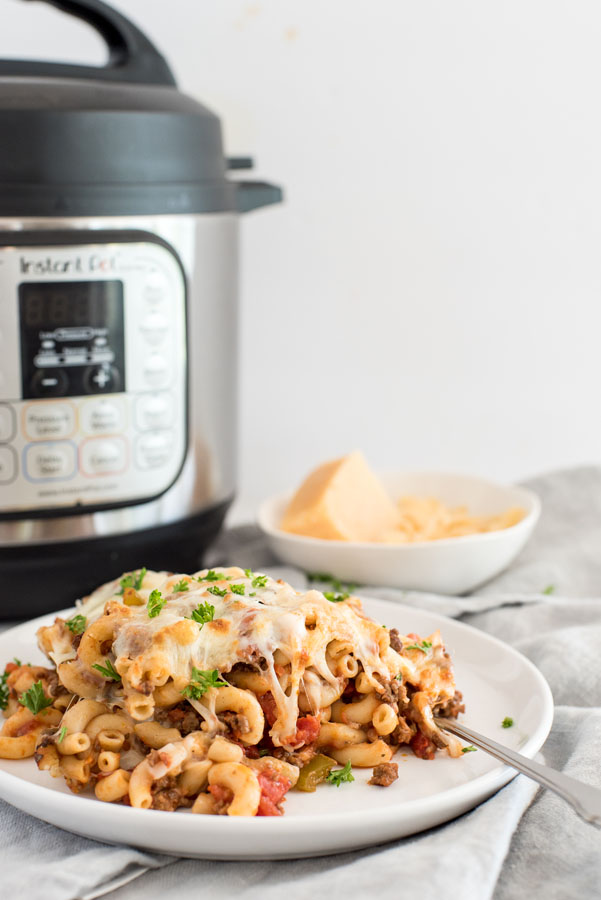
[0,235,187,514]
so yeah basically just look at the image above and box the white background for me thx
[2,1,601,518]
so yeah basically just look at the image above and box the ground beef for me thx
[410,730,437,760]
[219,711,250,737]
[386,716,416,747]
[388,628,403,653]
[435,690,465,719]
[152,788,191,811]
[272,743,317,768]
[156,704,202,735]
[368,763,399,787]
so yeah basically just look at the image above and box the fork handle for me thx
[434,717,601,827]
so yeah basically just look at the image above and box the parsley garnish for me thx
[189,601,215,627]
[326,760,354,786]
[0,666,10,711]
[308,572,357,592]
[324,591,349,603]
[147,589,166,618]
[198,570,225,583]
[13,658,21,667]
[181,668,228,700]
[92,659,121,682]
[65,614,87,635]
[118,567,146,595]
[172,579,189,593]
[405,640,432,653]
[258,749,271,757]
[207,585,227,598]
[249,591,257,597]
[57,726,67,743]
[19,681,53,715]
[244,568,254,578]
[252,574,268,589]
[462,745,477,753]
[502,717,514,728]
[542,584,555,595]
[230,583,245,596]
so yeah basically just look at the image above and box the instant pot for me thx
[0,0,282,615]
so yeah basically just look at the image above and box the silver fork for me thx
[434,717,601,827]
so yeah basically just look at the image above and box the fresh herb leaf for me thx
[189,601,215,627]
[172,579,189,593]
[251,574,268,589]
[147,589,166,618]
[92,658,121,682]
[462,745,477,753]
[207,585,227,598]
[405,640,432,653]
[181,668,228,700]
[0,668,10,711]
[13,658,21,667]
[326,760,355,786]
[502,717,514,728]
[307,572,357,592]
[542,585,555,595]
[249,591,257,597]
[198,570,226,583]
[65,614,87,635]
[244,568,254,579]
[57,726,67,743]
[230,583,245,596]
[258,749,271,757]
[323,591,349,603]
[118,567,146,595]
[19,681,53,715]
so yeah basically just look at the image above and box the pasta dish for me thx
[0,567,465,816]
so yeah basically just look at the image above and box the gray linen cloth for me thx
[2,466,600,900]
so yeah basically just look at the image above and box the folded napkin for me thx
[3,466,601,900]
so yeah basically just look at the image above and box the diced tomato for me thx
[208,784,233,807]
[5,662,19,674]
[258,691,278,727]
[410,730,436,760]
[256,771,291,817]
[292,715,320,747]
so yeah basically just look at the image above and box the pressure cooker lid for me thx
[0,0,281,217]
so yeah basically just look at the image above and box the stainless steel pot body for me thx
[0,212,238,548]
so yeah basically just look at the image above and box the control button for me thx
[80,437,127,476]
[0,404,16,442]
[142,354,169,389]
[141,311,168,346]
[84,365,121,394]
[134,392,174,431]
[24,402,75,440]
[135,431,173,469]
[24,442,76,481]
[81,398,125,435]
[31,369,69,398]
[143,272,168,305]
[0,446,17,484]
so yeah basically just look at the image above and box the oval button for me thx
[0,404,16,442]
[24,402,75,440]
[24,442,76,481]
[143,272,168,305]
[80,398,125,435]
[141,312,168,346]
[135,431,173,470]
[134,392,174,431]
[80,437,127,476]
[143,354,169,389]
[0,446,17,484]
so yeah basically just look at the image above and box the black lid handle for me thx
[0,0,176,85]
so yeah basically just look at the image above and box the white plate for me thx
[0,598,553,860]
[258,472,541,594]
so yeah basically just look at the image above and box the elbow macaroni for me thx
[0,567,464,815]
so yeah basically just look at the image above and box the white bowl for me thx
[257,471,541,595]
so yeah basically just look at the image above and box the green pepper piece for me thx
[295,754,337,792]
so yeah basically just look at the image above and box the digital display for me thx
[19,280,126,399]
[20,281,122,330]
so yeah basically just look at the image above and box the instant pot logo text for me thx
[19,254,117,275]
